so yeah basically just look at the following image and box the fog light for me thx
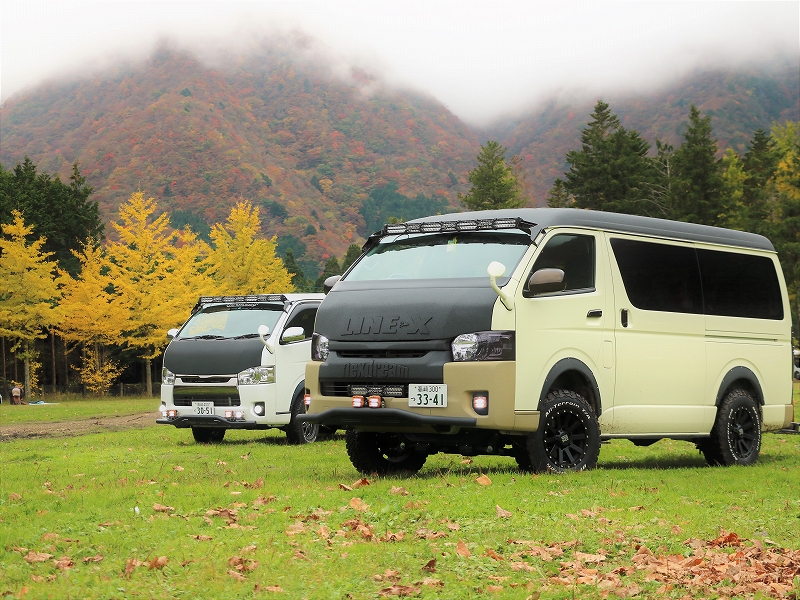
[167,409,178,418]
[160,404,167,417]
[304,394,311,406]
[225,410,234,419]
[368,395,382,409]
[253,403,264,416]
[235,411,244,420]
[472,392,489,416]
[352,395,365,408]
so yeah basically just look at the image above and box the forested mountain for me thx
[1,43,798,274]
[489,64,799,204]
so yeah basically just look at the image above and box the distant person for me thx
[10,385,25,405]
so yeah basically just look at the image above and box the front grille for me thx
[178,376,234,384]
[173,385,240,407]
[321,382,408,398]
[337,350,428,359]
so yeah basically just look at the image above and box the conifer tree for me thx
[341,244,362,272]
[459,141,523,210]
[283,248,309,292]
[670,105,725,226]
[0,210,60,395]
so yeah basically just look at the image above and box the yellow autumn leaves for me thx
[0,192,293,395]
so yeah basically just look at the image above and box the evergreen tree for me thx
[282,248,309,292]
[563,101,662,216]
[0,158,102,275]
[314,257,341,292]
[740,129,779,231]
[459,141,523,211]
[670,105,725,226]
[341,244,362,272]
[546,178,574,208]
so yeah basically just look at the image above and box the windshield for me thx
[178,306,283,339]
[344,232,532,281]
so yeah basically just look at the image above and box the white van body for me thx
[301,209,794,474]
[158,294,324,444]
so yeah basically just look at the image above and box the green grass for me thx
[0,395,157,425]
[0,385,798,599]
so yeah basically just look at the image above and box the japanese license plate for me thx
[408,384,447,408]
[192,401,214,416]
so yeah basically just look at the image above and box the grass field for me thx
[0,395,156,425]
[1,387,798,599]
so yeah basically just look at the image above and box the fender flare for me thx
[290,380,306,411]
[716,366,764,406]
[538,357,602,415]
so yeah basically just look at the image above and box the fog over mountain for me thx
[2,1,798,126]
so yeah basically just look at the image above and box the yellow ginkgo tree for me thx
[0,210,61,396]
[57,241,127,396]
[107,192,214,396]
[208,200,294,295]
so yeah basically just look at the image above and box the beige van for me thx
[299,209,794,474]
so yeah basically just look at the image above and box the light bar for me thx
[380,217,534,238]
[193,294,288,313]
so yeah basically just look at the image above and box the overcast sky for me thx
[1,0,797,125]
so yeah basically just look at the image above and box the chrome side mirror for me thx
[281,326,306,343]
[527,268,566,296]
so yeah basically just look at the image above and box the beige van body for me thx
[301,209,794,474]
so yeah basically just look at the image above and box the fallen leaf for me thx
[456,539,471,558]
[82,554,104,563]
[254,584,284,593]
[338,483,353,491]
[41,533,59,541]
[485,548,504,561]
[378,584,421,597]
[24,551,53,563]
[373,569,401,582]
[153,503,175,513]
[227,569,247,581]
[352,478,370,489]
[54,556,75,570]
[9,493,22,501]
[421,558,436,572]
[445,522,460,531]
[349,497,369,512]
[241,544,257,553]
[511,561,534,571]
[628,505,644,512]
[390,486,409,496]
[173,465,184,471]
[148,556,168,570]
[475,474,492,486]
[487,585,503,592]
[286,521,307,536]
[496,505,512,518]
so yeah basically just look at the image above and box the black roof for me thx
[412,208,774,252]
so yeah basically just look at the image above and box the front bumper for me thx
[297,408,476,432]
[156,415,272,430]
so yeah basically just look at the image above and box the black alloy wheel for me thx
[701,389,761,466]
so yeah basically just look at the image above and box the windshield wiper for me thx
[232,333,260,339]
[189,334,228,340]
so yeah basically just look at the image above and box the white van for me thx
[159,294,324,443]
[299,209,794,474]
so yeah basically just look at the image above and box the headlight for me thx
[312,333,329,362]
[162,368,175,385]
[238,366,275,385]
[451,331,515,361]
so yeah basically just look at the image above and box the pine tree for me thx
[341,244,362,272]
[670,105,725,226]
[283,248,309,291]
[459,141,523,210]
[314,257,341,292]
[546,178,574,208]
[563,101,661,216]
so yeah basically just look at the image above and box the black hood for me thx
[163,338,265,375]
[316,278,500,343]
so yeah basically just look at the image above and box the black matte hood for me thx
[163,338,265,375]
[316,278,500,343]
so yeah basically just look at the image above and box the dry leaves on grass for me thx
[496,505,512,518]
[378,584,421,597]
[24,551,53,563]
[475,474,492,486]
[54,556,75,570]
[456,540,471,558]
[390,486,409,496]
[82,554,104,563]
[153,503,175,513]
[148,556,168,570]
[349,497,370,512]
[228,555,259,573]
[254,583,284,593]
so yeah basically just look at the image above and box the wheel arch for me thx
[538,358,602,416]
[716,366,764,407]
[290,380,306,409]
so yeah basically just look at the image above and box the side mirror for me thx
[281,326,306,343]
[258,324,271,344]
[487,261,513,311]
[323,275,341,294]
[527,268,566,296]
[167,328,179,339]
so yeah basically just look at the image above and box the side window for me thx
[697,249,783,320]
[527,233,595,293]
[283,307,318,342]
[610,238,702,314]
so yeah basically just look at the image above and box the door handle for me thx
[587,310,602,318]
[621,308,629,328]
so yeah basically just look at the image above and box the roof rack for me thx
[363,217,537,252]
[192,294,288,314]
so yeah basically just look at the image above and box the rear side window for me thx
[610,238,703,314]
[697,249,783,320]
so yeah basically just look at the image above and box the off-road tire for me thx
[345,430,427,476]
[701,389,761,466]
[525,389,600,474]
[285,393,319,445]
[192,427,226,443]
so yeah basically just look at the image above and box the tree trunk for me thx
[51,331,57,393]
[1,337,6,390]
[63,338,69,388]
[24,340,31,397]
[145,357,153,396]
